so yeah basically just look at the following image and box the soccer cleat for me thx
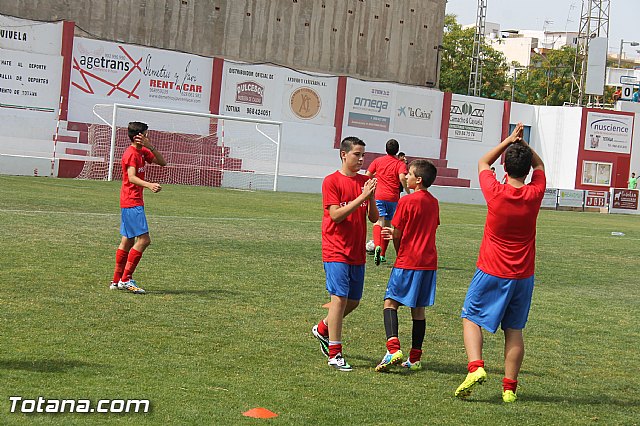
[455,367,487,398]
[311,325,330,358]
[401,359,423,371]
[374,246,382,266]
[502,390,517,403]
[380,256,387,263]
[375,350,404,372]
[328,353,352,371]
[109,281,124,290]
[118,279,146,294]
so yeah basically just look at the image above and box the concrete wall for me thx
[0,0,445,87]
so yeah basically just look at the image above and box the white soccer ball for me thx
[366,239,375,253]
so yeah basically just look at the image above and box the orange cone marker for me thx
[242,407,278,419]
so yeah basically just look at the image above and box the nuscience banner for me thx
[584,111,633,154]
[68,37,212,123]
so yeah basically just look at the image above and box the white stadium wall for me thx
[533,106,583,189]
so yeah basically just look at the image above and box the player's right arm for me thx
[127,166,162,193]
[328,178,377,223]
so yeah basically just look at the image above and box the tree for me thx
[511,47,578,106]
[440,14,510,99]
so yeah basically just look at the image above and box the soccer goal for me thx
[77,103,282,191]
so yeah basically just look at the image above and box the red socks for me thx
[317,320,329,337]
[503,377,518,392]
[386,337,400,354]
[121,248,143,282]
[467,359,485,373]
[409,348,422,363]
[380,235,389,256]
[373,224,382,248]
[328,343,342,359]
[112,249,129,283]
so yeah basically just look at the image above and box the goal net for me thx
[77,104,282,191]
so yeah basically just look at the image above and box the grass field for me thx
[0,175,639,425]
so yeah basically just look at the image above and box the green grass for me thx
[0,175,638,425]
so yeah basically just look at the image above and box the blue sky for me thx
[445,0,639,59]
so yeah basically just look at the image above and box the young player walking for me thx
[110,121,167,294]
[374,159,439,372]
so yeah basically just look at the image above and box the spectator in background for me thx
[629,172,638,190]
[633,90,640,103]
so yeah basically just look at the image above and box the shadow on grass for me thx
[0,359,102,373]
[456,392,640,408]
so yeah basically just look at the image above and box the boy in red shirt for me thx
[312,136,378,371]
[110,122,167,294]
[373,159,439,372]
[366,139,409,265]
[454,123,546,403]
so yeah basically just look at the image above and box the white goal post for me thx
[79,103,283,191]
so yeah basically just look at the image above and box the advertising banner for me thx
[68,37,213,123]
[611,188,638,210]
[220,61,282,121]
[541,188,558,209]
[0,48,62,114]
[448,99,485,142]
[393,89,439,137]
[0,14,62,55]
[585,190,608,208]
[584,111,633,154]
[281,70,337,126]
[558,189,584,208]
[344,80,392,132]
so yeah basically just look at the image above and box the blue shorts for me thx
[375,200,398,220]
[461,269,535,334]
[384,268,436,308]
[323,262,365,301]
[120,206,149,238]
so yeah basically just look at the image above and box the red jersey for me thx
[321,171,370,265]
[367,155,408,202]
[120,145,155,208]
[391,190,439,270]
[477,169,546,278]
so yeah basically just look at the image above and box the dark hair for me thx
[504,142,533,178]
[490,166,495,171]
[410,159,437,188]
[385,139,400,155]
[340,136,365,154]
[128,122,148,141]
[398,151,406,157]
